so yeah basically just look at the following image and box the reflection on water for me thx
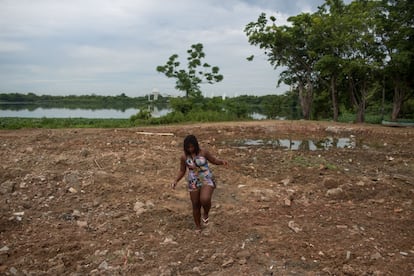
[227,137,360,151]
[0,106,172,119]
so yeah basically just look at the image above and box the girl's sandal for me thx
[202,217,209,225]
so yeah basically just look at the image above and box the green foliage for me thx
[130,108,152,121]
[0,117,133,129]
[169,97,195,114]
[0,93,167,111]
[244,0,414,122]
[156,43,223,98]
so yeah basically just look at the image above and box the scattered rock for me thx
[326,187,343,197]
[281,178,290,186]
[342,264,356,275]
[76,220,88,228]
[325,126,340,134]
[63,172,80,187]
[222,258,234,268]
[134,201,146,216]
[9,267,18,275]
[346,251,351,260]
[356,180,365,186]
[236,250,250,259]
[0,180,15,194]
[288,221,302,233]
[98,260,108,270]
[72,209,81,218]
[371,252,382,260]
[80,148,89,157]
[160,237,178,245]
[284,198,292,206]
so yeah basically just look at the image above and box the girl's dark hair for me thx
[183,135,200,156]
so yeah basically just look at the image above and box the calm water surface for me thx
[0,107,171,119]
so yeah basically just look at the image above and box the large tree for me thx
[156,43,223,98]
[245,13,320,120]
[377,0,414,121]
[313,0,348,121]
[340,0,384,123]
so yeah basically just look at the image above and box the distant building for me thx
[148,88,160,102]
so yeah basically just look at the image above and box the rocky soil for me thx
[0,120,413,275]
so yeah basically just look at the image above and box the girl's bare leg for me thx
[189,190,201,230]
[200,185,214,223]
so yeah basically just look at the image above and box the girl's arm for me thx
[171,155,186,189]
[204,149,228,166]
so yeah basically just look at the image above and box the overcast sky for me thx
[0,0,333,98]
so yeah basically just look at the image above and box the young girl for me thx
[172,135,228,232]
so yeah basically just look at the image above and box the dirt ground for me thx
[0,120,413,275]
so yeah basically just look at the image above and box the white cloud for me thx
[0,0,327,96]
[0,41,27,52]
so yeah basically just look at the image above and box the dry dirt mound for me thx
[0,121,413,275]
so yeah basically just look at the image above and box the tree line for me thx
[244,0,413,122]
[0,93,168,111]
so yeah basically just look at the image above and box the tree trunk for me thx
[330,77,339,121]
[298,77,314,120]
[391,86,404,121]
[348,77,366,123]
[355,83,367,123]
[355,97,365,123]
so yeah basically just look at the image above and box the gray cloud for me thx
[0,0,333,97]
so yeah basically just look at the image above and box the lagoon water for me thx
[0,107,171,119]
[1,107,267,120]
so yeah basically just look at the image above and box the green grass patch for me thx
[0,117,133,129]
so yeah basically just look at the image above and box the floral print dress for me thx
[186,155,215,191]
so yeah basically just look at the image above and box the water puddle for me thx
[226,137,363,151]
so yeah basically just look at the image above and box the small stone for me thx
[336,225,348,229]
[9,267,18,275]
[192,267,201,274]
[80,148,89,157]
[238,258,247,265]
[288,221,302,233]
[134,201,146,216]
[13,211,24,216]
[281,178,290,186]
[284,198,292,206]
[72,210,81,218]
[326,187,343,197]
[63,172,80,186]
[145,200,155,209]
[76,220,88,228]
[342,264,355,274]
[98,260,108,270]
[356,181,365,186]
[370,252,382,260]
[0,246,9,253]
[160,237,178,245]
[399,251,408,256]
[0,180,15,194]
[68,187,77,193]
[222,258,234,268]
[236,250,250,259]
[346,251,351,260]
